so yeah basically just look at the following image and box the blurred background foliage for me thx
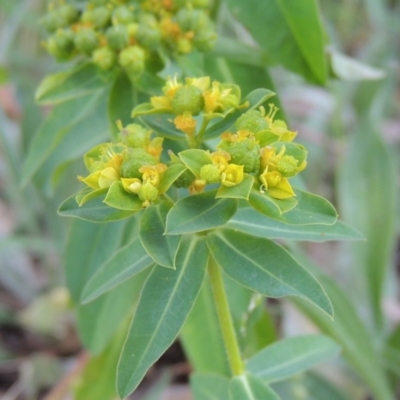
[0,0,399,399]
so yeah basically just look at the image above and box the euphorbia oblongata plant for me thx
[58,75,342,398]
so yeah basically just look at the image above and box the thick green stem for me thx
[208,256,244,376]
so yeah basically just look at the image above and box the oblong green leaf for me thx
[139,201,181,268]
[216,175,254,200]
[207,229,333,317]
[117,235,209,398]
[229,374,279,400]
[191,373,230,400]
[58,193,136,223]
[35,62,106,105]
[179,149,213,177]
[165,190,238,235]
[103,182,143,211]
[227,208,363,242]
[139,113,186,141]
[247,335,340,382]
[158,163,187,194]
[81,236,154,303]
[225,0,327,84]
[22,92,105,187]
[281,189,338,225]
[204,89,275,140]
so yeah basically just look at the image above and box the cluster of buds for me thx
[42,0,216,78]
[173,104,308,199]
[78,122,173,208]
[140,76,242,137]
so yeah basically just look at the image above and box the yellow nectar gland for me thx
[221,164,244,187]
[174,112,197,135]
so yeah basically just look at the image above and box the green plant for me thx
[15,0,399,399]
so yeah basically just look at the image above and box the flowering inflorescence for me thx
[77,76,308,211]
[42,0,215,78]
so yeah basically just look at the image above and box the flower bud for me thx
[106,25,129,50]
[92,46,116,70]
[235,110,269,133]
[222,139,260,174]
[74,28,99,54]
[139,181,159,206]
[193,28,216,52]
[175,8,209,32]
[58,4,79,25]
[112,5,135,25]
[276,155,299,177]
[89,0,108,5]
[171,85,204,115]
[136,24,162,50]
[41,11,66,33]
[120,149,157,179]
[91,6,111,29]
[118,123,150,148]
[200,164,221,183]
[118,46,146,77]
[47,29,75,60]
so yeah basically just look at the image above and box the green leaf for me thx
[139,201,181,268]
[207,229,333,317]
[139,113,187,141]
[81,236,154,303]
[158,163,187,194]
[216,175,254,200]
[247,335,340,382]
[337,127,397,329]
[329,50,385,81]
[229,374,280,400]
[225,0,327,84]
[74,317,129,400]
[211,37,267,68]
[279,189,338,225]
[181,277,230,376]
[64,218,149,354]
[103,182,143,211]
[77,271,148,355]
[204,89,275,140]
[179,149,213,177]
[108,72,136,139]
[191,373,230,400]
[291,252,395,400]
[21,91,107,187]
[227,208,363,242]
[77,188,107,206]
[133,70,164,96]
[58,193,136,223]
[64,219,127,302]
[165,190,238,235]
[35,62,106,105]
[117,235,209,398]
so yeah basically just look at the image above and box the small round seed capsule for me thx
[106,25,129,50]
[91,6,111,29]
[120,149,157,179]
[47,29,75,60]
[235,110,269,133]
[74,28,99,54]
[135,24,162,50]
[58,4,79,25]
[112,5,134,25]
[193,28,216,52]
[92,46,116,70]
[119,46,146,76]
[171,86,205,115]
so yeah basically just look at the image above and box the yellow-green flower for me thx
[260,168,295,199]
[221,164,244,187]
[174,112,197,135]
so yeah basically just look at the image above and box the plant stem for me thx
[208,256,244,376]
